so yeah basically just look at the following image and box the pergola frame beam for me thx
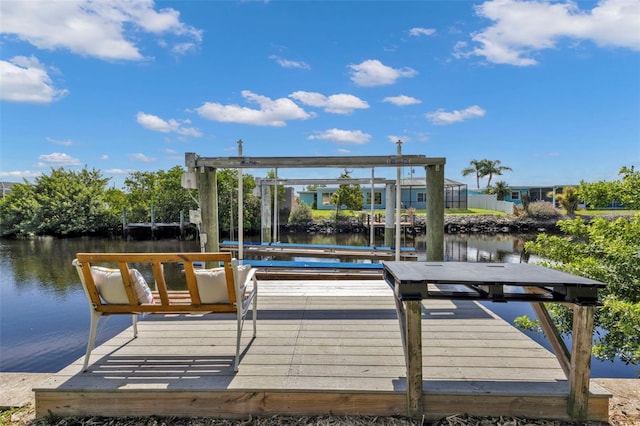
[257,178,389,186]
[186,153,445,169]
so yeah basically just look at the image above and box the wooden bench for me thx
[72,252,257,372]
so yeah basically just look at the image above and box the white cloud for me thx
[0,0,202,61]
[349,59,417,87]
[383,95,422,106]
[128,153,156,162]
[105,168,134,174]
[468,0,640,66]
[289,91,369,114]
[196,90,313,126]
[100,154,109,160]
[171,42,198,55]
[269,55,310,69]
[336,148,351,154]
[136,112,202,137]
[409,27,436,37]
[0,56,68,103]
[308,129,371,144]
[45,137,74,146]
[0,170,42,179]
[426,105,486,125]
[36,152,81,166]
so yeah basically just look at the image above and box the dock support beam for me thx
[403,163,445,419]
[405,299,423,417]
[568,305,595,419]
[384,183,395,247]
[261,184,272,243]
[426,164,445,262]
[196,166,219,253]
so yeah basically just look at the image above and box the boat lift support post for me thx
[185,150,446,263]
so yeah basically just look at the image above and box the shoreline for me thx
[285,212,635,236]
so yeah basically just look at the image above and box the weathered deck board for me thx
[35,279,610,421]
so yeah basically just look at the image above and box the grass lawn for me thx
[575,209,639,216]
[310,207,508,219]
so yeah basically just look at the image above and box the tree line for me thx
[0,166,261,237]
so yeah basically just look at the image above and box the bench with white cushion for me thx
[72,252,257,372]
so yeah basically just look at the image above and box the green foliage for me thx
[520,193,531,215]
[461,159,488,189]
[0,182,38,235]
[123,166,197,223]
[514,315,542,333]
[0,166,262,237]
[483,160,512,188]
[217,169,260,232]
[266,169,286,203]
[579,165,640,209]
[617,166,640,209]
[0,167,118,236]
[554,186,580,217]
[461,159,512,189]
[288,202,313,225]
[154,166,198,223]
[594,296,640,364]
[331,169,364,216]
[486,180,510,201]
[578,180,613,208]
[525,214,640,364]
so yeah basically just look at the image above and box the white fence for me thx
[467,194,515,214]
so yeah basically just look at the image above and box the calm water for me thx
[0,234,637,378]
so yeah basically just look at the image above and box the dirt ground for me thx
[593,379,640,426]
[3,378,638,426]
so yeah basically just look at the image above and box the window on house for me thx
[416,192,426,203]
[321,192,335,206]
[365,192,382,205]
[511,191,520,200]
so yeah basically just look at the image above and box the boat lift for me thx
[184,140,446,264]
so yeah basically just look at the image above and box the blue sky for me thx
[1,0,639,190]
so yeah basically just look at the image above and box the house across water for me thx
[298,177,468,210]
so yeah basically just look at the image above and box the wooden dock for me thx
[34,280,610,421]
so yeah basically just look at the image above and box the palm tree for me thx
[488,181,510,201]
[461,159,489,189]
[553,186,580,217]
[484,160,512,188]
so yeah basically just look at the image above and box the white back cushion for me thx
[236,264,252,287]
[130,268,154,304]
[90,266,154,305]
[194,268,229,303]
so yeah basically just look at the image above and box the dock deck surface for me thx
[34,280,610,421]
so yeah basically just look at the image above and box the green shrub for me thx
[526,201,560,219]
[288,202,313,225]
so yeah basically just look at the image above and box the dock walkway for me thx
[34,280,610,421]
